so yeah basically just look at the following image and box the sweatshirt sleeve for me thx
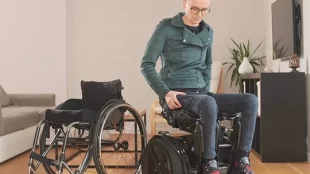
[140,22,170,98]
[203,45,213,92]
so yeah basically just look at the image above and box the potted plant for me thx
[223,38,266,91]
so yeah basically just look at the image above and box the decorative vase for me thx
[288,54,300,72]
[238,57,253,74]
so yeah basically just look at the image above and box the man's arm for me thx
[203,45,213,92]
[140,22,170,99]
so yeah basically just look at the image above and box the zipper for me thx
[197,45,204,93]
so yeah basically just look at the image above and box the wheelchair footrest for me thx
[219,144,232,148]
[218,162,230,169]
[189,167,197,174]
[29,152,59,166]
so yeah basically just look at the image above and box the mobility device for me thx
[28,79,147,174]
[141,98,241,174]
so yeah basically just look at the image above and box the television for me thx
[271,0,302,59]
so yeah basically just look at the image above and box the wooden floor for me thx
[1,149,309,174]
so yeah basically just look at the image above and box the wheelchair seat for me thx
[161,108,241,134]
[45,108,84,124]
[161,108,241,171]
[142,107,242,174]
[44,98,98,125]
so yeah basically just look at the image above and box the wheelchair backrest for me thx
[80,79,124,111]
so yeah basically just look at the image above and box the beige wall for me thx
[0,0,67,105]
[67,0,265,133]
[0,0,267,134]
[264,0,310,161]
[0,0,307,158]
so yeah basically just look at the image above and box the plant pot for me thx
[238,57,253,74]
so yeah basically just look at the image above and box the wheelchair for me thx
[28,79,147,174]
[141,98,241,174]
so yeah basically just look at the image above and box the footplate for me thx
[189,167,197,174]
[29,152,59,167]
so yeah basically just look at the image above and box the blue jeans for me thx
[162,88,258,159]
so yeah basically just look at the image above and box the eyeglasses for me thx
[190,7,211,15]
[186,0,211,15]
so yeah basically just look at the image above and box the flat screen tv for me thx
[271,0,302,59]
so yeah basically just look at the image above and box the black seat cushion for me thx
[165,109,240,122]
[45,109,98,124]
[45,109,84,124]
[163,108,241,129]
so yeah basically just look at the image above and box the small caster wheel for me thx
[158,131,170,136]
[74,170,81,174]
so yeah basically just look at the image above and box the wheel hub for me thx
[113,140,129,151]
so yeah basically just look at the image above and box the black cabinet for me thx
[241,72,308,162]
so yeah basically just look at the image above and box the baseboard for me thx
[0,126,38,164]
[308,152,310,162]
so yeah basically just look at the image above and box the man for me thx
[140,0,258,173]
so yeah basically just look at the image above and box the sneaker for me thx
[202,160,220,174]
[227,157,253,174]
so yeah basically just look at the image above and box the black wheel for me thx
[141,136,187,174]
[39,123,93,174]
[92,100,147,174]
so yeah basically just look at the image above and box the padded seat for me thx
[162,109,241,134]
[43,98,98,125]
[45,109,80,123]
[44,109,99,124]
[164,109,240,123]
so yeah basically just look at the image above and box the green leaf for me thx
[225,63,235,79]
[223,62,234,65]
[231,38,241,50]
[240,43,244,58]
[249,40,263,58]
[250,56,266,62]
[247,40,250,56]
[230,70,237,88]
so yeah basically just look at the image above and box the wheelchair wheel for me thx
[39,123,93,174]
[92,101,147,174]
[141,135,188,174]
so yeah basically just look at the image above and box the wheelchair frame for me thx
[65,110,147,170]
[28,120,93,174]
[28,99,148,174]
[145,107,242,174]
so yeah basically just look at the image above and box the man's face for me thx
[183,0,211,25]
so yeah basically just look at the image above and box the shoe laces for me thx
[236,157,252,173]
[205,166,220,174]
[211,170,220,174]
[203,160,220,174]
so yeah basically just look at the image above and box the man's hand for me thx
[165,91,186,110]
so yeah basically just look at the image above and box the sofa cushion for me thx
[0,85,13,107]
[18,106,50,120]
[1,107,40,136]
